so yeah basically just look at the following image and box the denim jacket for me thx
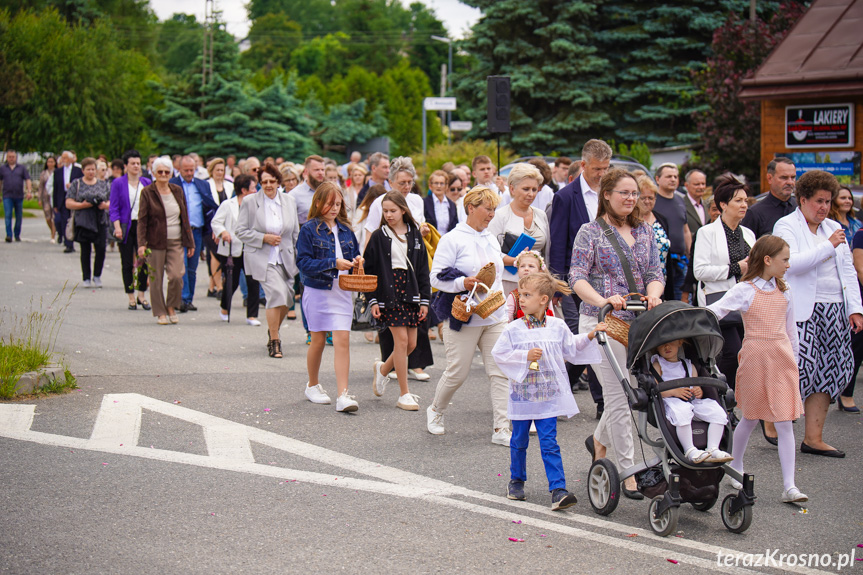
[296,218,361,290]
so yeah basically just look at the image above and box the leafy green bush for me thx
[611,140,653,171]
[411,139,517,188]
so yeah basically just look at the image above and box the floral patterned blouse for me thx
[569,220,665,321]
[650,220,670,272]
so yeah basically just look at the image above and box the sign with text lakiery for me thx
[785,104,854,148]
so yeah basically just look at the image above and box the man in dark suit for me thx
[423,170,457,234]
[683,169,708,238]
[170,155,218,311]
[53,151,83,253]
[548,139,611,418]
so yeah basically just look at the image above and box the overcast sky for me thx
[148,0,481,39]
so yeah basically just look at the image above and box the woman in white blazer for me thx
[693,176,756,390]
[203,158,234,299]
[487,163,549,295]
[235,164,300,359]
[211,174,260,326]
[773,170,863,459]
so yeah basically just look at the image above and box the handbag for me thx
[705,291,743,326]
[65,179,80,242]
[352,292,378,331]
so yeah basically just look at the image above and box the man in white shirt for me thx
[340,150,362,180]
[357,152,391,203]
[471,155,499,194]
[364,157,427,246]
[552,156,572,189]
[684,169,708,237]
[289,155,325,226]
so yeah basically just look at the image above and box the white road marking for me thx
[0,394,834,575]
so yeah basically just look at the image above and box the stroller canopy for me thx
[626,301,725,369]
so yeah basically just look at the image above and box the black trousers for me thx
[77,226,105,281]
[844,328,863,398]
[718,323,744,390]
[217,253,259,318]
[118,220,148,294]
[378,312,433,370]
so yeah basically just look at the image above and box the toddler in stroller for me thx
[652,339,733,465]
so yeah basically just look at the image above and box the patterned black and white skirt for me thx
[797,302,853,400]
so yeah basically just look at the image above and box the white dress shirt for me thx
[128,180,142,220]
[431,194,450,233]
[264,193,283,265]
[579,173,599,220]
[688,192,706,226]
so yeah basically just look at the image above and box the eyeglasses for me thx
[260,178,278,185]
[613,190,640,199]
[155,170,171,175]
[449,186,463,192]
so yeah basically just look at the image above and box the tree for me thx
[691,2,807,182]
[246,0,335,35]
[0,8,154,155]
[453,0,614,154]
[155,14,205,77]
[240,12,302,73]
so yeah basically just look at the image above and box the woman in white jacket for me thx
[693,175,755,390]
[773,170,863,459]
[210,174,261,325]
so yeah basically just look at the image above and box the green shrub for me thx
[411,139,517,188]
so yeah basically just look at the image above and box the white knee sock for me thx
[676,424,696,453]
[706,423,724,451]
[774,420,797,491]
[730,417,759,474]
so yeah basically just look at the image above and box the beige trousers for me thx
[149,239,185,317]
[431,320,509,430]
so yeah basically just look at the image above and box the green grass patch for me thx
[0,199,40,218]
[0,286,77,399]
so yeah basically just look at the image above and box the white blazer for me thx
[208,178,234,205]
[210,197,243,257]
[773,208,863,323]
[235,190,300,280]
[692,218,756,306]
[487,204,549,284]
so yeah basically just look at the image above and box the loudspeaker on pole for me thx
[487,76,511,134]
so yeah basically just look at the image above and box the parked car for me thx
[498,155,652,181]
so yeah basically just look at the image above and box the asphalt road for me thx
[2,217,862,575]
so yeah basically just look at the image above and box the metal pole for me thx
[447,43,453,146]
[496,135,500,173]
[422,101,427,176]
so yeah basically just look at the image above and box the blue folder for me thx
[504,233,537,275]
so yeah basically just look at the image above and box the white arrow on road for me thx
[0,394,835,575]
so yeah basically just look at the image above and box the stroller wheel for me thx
[587,458,621,516]
[648,496,679,537]
[691,497,718,512]
[721,494,753,533]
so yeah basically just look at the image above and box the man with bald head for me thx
[170,156,218,312]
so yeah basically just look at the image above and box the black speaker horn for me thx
[487,76,511,133]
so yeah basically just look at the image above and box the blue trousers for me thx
[510,417,566,492]
[182,226,203,304]
[3,197,23,239]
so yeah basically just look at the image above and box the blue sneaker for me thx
[326,332,333,346]
[507,480,525,501]
[306,333,311,345]
[551,488,577,511]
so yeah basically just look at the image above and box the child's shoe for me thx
[705,448,734,463]
[551,488,577,511]
[372,361,390,397]
[529,422,537,435]
[507,480,525,501]
[396,393,419,411]
[781,487,808,503]
[336,391,358,413]
[684,447,710,464]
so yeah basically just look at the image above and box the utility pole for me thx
[431,35,453,146]
[202,0,215,89]
[750,0,756,22]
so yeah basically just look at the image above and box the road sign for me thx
[424,97,457,111]
[450,121,473,132]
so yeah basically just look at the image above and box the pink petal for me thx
[508,537,524,542]
[101,463,108,465]
[512,520,522,524]
[538,534,547,538]
[857,544,863,548]
[667,559,678,565]
[626,534,637,537]
[264,408,271,412]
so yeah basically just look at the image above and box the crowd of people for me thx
[2,139,861,509]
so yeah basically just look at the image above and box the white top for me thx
[692,218,756,306]
[128,180,142,220]
[487,204,549,283]
[813,235,844,302]
[207,178,234,205]
[491,316,601,420]
[211,197,243,257]
[289,181,315,226]
[431,194,450,234]
[707,277,799,360]
[364,193,425,234]
[650,355,693,381]
[430,222,506,326]
[332,223,347,275]
[579,173,599,220]
[455,196,467,224]
[264,193,283,266]
[382,225,408,270]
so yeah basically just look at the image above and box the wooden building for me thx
[739,0,863,192]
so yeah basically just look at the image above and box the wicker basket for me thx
[475,263,496,294]
[603,293,643,346]
[339,261,378,292]
[474,283,505,319]
[451,283,480,322]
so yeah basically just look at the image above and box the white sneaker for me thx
[426,405,445,434]
[93,277,102,288]
[781,487,808,503]
[684,447,711,464]
[219,312,229,322]
[705,448,734,463]
[246,318,261,326]
[372,361,389,397]
[728,476,743,490]
[492,428,512,447]
[336,391,358,413]
[397,393,419,411]
[304,383,331,405]
[529,422,537,435]
[408,369,431,381]
[82,279,92,288]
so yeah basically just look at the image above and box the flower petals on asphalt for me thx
[508,538,524,542]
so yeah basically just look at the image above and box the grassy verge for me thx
[0,286,78,399]
[0,199,40,218]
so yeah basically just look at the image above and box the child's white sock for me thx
[706,423,724,451]
[676,424,696,453]
[774,420,797,491]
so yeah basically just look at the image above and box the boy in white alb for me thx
[652,339,732,464]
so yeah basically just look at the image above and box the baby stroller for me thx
[586,300,756,536]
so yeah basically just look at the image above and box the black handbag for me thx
[499,231,520,254]
[705,290,743,326]
[352,293,377,331]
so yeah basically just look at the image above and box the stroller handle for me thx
[598,300,647,323]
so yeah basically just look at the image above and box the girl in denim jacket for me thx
[296,183,363,412]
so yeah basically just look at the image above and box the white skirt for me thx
[302,279,353,332]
